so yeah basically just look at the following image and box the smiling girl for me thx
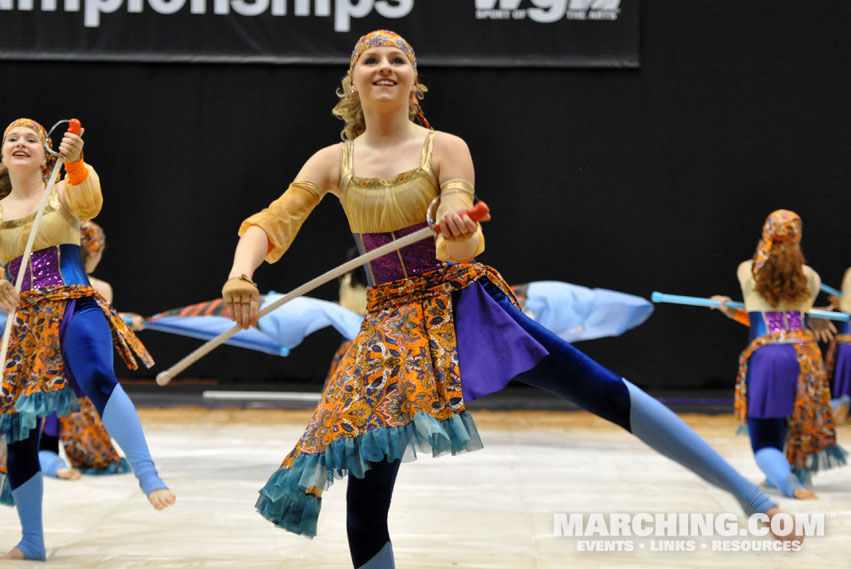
[0,119,174,560]
[222,31,792,568]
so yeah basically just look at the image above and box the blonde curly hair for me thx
[0,163,10,200]
[332,74,428,141]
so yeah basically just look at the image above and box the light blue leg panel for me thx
[357,541,395,569]
[38,450,68,479]
[754,447,801,498]
[11,474,46,561]
[625,380,776,515]
[101,384,167,496]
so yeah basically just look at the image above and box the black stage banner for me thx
[0,0,639,67]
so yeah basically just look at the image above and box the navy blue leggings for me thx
[748,417,787,453]
[7,298,119,490]
[480,280,632,428]
[347,459,401,567]
[340,279,775,562]
[7,419,42,489]
[61,297,118,414]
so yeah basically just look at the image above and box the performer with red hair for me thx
[223,30,791,568]
[713,210,845,501]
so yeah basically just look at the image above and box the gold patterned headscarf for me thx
[349,30,431,130]
[2,118,55,182]
[752,209,802,276]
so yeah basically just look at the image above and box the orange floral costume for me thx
[256,263,523,535]
[734,328,843,481]
[58,397,130,474]
[0,285,152,444]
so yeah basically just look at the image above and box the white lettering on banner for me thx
[85,0,120,26]
[475,0,620,22]
[0,0,414,30]
[475,0,521,8]
[313,0,329,16]
[149,0,187,15]
[528,0,566,23]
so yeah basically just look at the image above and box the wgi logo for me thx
[0,0,414,30]
[475,0,621,22]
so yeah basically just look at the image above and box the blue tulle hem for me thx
[0,473,12,506]
[793,444,848,485]
[79,457,131,476]
[256,411,483,537]
[0,387,80,444]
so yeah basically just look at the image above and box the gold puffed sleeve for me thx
[63,164,103,221]
[434,179,485,263]
[238,179,325,264]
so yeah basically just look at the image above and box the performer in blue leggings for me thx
[712,210,845,501]
[222,31,795,569]
[0,118,175,561]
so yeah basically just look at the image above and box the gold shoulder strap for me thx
[339,139,354,192]
[420,130,438,182]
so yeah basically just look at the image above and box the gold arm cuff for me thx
[439,178,475,196]
[292,178,322,200]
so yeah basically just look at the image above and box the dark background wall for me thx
[2,1,849,391]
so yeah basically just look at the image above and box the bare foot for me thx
[56,467,82,480]
[766,506,805,545]
[148,488,176,510]
[793,488,818,500]
[0,547,25,560]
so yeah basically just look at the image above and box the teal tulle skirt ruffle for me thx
[793,444,848,485]
[79,457,131,476]
[0,473,11,506]
[256,411,482,537]
[0,387,80,445]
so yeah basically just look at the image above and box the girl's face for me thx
[2,127,46,172]
[351,47,416,107]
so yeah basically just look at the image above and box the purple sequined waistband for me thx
[355,222,443,286]
[764,311,804,334]
[6,245,89,292]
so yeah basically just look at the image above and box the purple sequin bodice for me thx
[764,310,804,333]
[748,310,807,341]
[355,222,443,285]
[5,245,89,292]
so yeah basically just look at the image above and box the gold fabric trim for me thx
[439,179,475,196]
[339,140,354,192]
[0,204,58,229]
[341,131,439,189]
[420,130,438,182]
[291,178,322,200]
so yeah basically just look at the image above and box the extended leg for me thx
[346,459,401,569]
[749,417,815,499]
[483,282,776,515]
[62,299,173,507]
